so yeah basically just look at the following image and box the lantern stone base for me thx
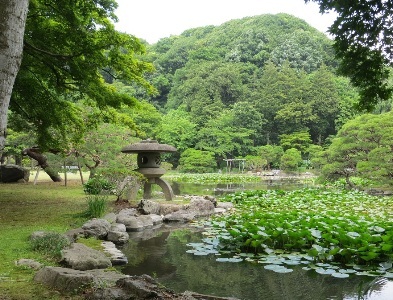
[143,177,174,201]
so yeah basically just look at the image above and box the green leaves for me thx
[322,107,393,185]
[187,188,393,278]
[11,0,155,151]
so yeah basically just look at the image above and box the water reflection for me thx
[170,179,310,197]
[119,226,393,300]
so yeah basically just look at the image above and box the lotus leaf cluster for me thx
[187,188,393,278]
[167,173,261,184]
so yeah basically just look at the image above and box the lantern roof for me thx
[121,139,177,153]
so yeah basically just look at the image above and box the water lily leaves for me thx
[347,232,361,238]
[315,268,336,275]
[264,264,293,273]
[369,226,385,233]
[379,261,393,270]
[216,257,243,263]
[187,188,393,278]
[310,229,322,239]
[331,272,350,278]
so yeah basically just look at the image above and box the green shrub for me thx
[85,195,107,218]
[30,232,70,260]
[83,177,114,195]
[98,168,145,201]
[280,148,302,171]
[178,148,216,173]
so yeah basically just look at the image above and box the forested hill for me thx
[146,13,338,106]
[138,13,359,149]
[151,13,336,75]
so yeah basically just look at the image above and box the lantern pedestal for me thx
[121,139,177,201]
[142,177,174,201]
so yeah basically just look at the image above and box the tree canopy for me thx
[307,0,393,110]
[9,0,155,151]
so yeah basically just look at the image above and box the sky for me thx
[114,0,337,44]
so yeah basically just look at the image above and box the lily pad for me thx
[315,268,336,275]
[331,272,350,278]
[264,264,293,273]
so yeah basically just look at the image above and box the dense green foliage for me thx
[308,0,393,110]
[136,13,363,169]
[188,188,393,278]
[178,149,216,173]
[319,111,393,186]
[166,173,261,184]
[280,148,303,171]
[139,11,393,176]
[83,177,114,195]
[6,4,393,180]
[85,195,108,218]
[30,232,71,260]
[9,0,154,152]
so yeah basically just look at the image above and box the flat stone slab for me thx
[34,266,128,294]
[101,241,128,265]
[61,243,111,270]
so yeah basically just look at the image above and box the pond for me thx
[169,178,313,196]
[119,179,393,299]
[119,224,393,300]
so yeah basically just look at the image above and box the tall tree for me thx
[321,113,393,186]
[10,0,154,152]
[0,0,29,155]
[307,0,393,110]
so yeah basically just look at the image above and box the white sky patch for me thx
[114,0,337,44]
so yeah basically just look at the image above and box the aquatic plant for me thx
[166,173,261,184]
[187,188,393,278]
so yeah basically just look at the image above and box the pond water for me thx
[119,225,393,300]
[169,178,313,197]
[119,179,393,299]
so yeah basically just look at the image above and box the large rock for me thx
[98,276,241,300]
[138,199,183,216]
[187,198,215,217]
[116,275,177,299]
[138,199,161,215]
[0,164,29,183]
[116,209,141,231]
[159,203,183,215]
[34,266,95,294]
[163,210,196,223]
[82,219,111,239]
[35,268,239,300]
[117,208,138,217]
[163,198,215,222]
[107,223,129,244]
[61,243,112,270]
[138,215,154,229]
[34,266,127,294]
[150,214,163,225]
[123,216,145,232]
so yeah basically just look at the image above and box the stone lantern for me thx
[121,139,177,200]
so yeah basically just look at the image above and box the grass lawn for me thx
[0,173,99,299]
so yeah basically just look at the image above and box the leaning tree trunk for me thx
[0,0,29,155]
[23,148,62,182]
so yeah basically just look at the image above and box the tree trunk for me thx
[83,154,101,180]
[23,148,62,182]
[345,174,355,189]
[0,0,29,155]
